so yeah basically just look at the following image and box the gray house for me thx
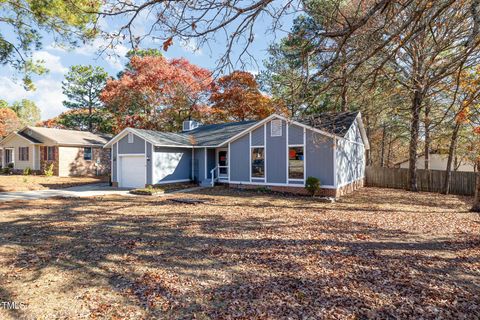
[104,112,369,197]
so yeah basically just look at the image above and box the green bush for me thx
[305,176,321,196]
[44,163,54,177]
[23,167,31,175]
[2,167,11,174]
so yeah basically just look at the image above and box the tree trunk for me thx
[380,123,386,167]
[408,89,422,191]
[340,49,348,112]
[88,104,93,132]
[443,122,460,194]
[471,160,480,212]
[424,103,430,170]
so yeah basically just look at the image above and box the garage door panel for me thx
[120,156,145,188]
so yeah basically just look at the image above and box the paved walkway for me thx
[0,183,133,202]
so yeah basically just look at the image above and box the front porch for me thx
[195,147,230,187]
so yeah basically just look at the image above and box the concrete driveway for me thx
[0,183,133,202]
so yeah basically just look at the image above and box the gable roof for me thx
[20,127,111,146]
[296,111,360,137]
[17,131,42,144]
[105,120,258,148]
[104,112,369,149]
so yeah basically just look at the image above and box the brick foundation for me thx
[228,178,364,198]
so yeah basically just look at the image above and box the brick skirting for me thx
[228,178,365,198]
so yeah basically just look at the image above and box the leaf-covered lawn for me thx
[0,187,478,319]
[0,175,108,192]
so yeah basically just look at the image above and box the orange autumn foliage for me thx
[210,71,285,122]
[0,108,21,137]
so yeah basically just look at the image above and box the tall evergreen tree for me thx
[62,65,108,132]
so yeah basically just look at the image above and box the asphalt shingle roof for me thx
[130,120,258,147]
[23,127,111,146]
[297,111,359,137]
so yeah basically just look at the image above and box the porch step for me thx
[200,179,214,187]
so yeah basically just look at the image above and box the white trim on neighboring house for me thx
[32,146,36,170]
[0,132,40,146]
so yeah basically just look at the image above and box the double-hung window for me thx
[288,147,304,179]
[45,147,55,161]
[251,147,265,178]
[84,147,92,160]
[19,147,29,161]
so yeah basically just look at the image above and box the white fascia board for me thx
[104,128,157,149]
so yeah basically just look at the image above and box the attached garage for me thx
[119,155,145,188]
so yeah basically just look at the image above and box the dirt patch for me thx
[0,175,108,192]
[0,187,478,319]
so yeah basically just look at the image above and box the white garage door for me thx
[119,155,145,188]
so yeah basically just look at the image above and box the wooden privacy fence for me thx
[365,166,477,196]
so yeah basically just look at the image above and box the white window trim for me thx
[128,132,134,144]
[83,147,92,161]
[250,145,265,180]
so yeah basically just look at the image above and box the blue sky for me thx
[0,11,293,120]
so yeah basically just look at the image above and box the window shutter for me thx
[43,147,47,161]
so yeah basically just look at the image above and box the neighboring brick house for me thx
[0,127,111,177]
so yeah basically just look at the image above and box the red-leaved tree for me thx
[100,56,213,132]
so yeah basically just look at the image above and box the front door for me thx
[217,149,228,179]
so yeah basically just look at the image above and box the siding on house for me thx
[305,130,335,186]
[288,124,304,145]
[230,134,250,182]
[266,120,287,184]
[153,147,192,183]
[112,143,117,181]
[118,133,145,154]
[193,148,205,181]
[1,135,35,170]
[207,149,216,179]
[251,126,264,146]
[336,119,365,186]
